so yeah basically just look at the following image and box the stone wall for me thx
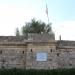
[56,47,75,69]
[26,42,75,69]
[0,41,75,69]
[0,45,27,69]
[26,42,58,69]
[0,34,75,69]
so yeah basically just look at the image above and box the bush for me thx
[0,68,75,75]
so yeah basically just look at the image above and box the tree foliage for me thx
[21,19,53,35]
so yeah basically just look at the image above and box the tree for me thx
[16,28,20,36]
[21,18,53,36]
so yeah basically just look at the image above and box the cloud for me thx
[53,21,75,40]
[0,4,38,36]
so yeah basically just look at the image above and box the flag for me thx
[46,4,49,24]
[46,4,48,16]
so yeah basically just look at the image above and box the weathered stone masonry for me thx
[0,33,75,69]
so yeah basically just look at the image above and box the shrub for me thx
[0,68,75,75]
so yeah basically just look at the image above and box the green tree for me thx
[21,18,53,36]
[16,28,20,36]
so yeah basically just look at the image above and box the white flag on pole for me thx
[46,4,48,16]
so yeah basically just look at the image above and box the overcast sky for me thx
[0,0,75,40]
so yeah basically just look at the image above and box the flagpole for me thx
[47,14,49,24]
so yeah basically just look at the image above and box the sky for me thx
[0,0,75,40]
